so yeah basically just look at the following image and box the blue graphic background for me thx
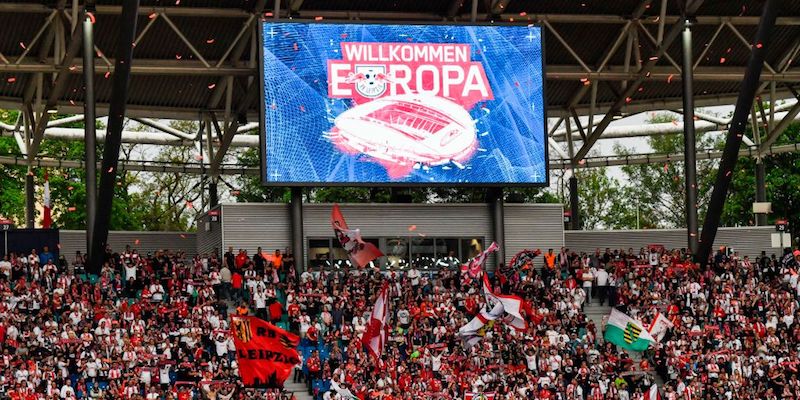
[262,22,546,184]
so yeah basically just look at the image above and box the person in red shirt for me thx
[305,350,321,395]
[231,272,243,303]
[268,300,283,322]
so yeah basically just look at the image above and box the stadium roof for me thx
[0,0,798,173]
[0,0,797,121]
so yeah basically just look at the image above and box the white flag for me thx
[649,312,674,342]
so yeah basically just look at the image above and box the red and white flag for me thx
[643,384,660,400]
[465,392,496,400]
[331,204,383,268]
[42,170,52,229]
[648,312,674,342]
[361,285,389,366]
[482,274,527,331]
[460,242,498,284]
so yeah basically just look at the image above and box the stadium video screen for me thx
[260,22,546,185]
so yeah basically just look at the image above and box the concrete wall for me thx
[565,226,781,258]
[212,202,566,267]
[59,230,197,259]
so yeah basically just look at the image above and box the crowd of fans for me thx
[1,240,799,400]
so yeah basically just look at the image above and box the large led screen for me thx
[261,22,546,185]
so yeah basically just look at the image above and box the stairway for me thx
[583,300,666,387]
[283,381,314,400]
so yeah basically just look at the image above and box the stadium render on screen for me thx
[261,23,546,185]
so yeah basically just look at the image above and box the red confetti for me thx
[87,12,96,24]
[68,186,74,191]
[667,74,674,83]
[340,33,348,39]
[135,239,140,245]
[663,163,669,172]
[19,42,26,49]
[755,42,763,49]
[57,243,62,249]
[175,0,180,4]
[293,43,298,51]
[672,120,678,126]
[726,47,732,53]
[299,105,306,112]
[175,54,182,60]
[107,167,114,173]
[180,234,187,239]
[314,16,324,21]
[625,97,632,103]
[96,50,103,57]
[186,201,193,209]
[68,207,77,212]
[206,38,215,44]
[725,170,731,177]
[6,77,16,83]
[69,100,76,105]
[194,154,203,161]
[719,57,726,64]
[104,71,111,79]
[514,81,520,87]
[231,190,241,196]
[648,56,659,61]
[578,159,586,165]
[638,87,644,92]
[519,12,527,16]
[508,18,514,22]
[148,12,157,19]
[408,225,417,231]
[69,65,77,71]
[207,83,216,89]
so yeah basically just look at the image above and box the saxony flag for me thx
[604,309,654,351]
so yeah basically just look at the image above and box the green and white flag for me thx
[604,309,654,351]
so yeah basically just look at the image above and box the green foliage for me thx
[613,117,723,228]
[564,167,647,230]
[723,122,800,233]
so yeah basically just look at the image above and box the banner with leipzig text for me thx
[231,315,301,387]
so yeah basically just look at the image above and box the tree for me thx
[562,167,645,230]
[614,113,723,228]
[723,122,800,237]
[0,109,25,223]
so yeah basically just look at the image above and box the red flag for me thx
[643,384,660,400]
[361,285,389,365]
[230,315,300,387]
[460,241,499,284]
[331,204,383,268]
[42,171,52,229]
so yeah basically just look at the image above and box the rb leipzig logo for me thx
[353,65,387,98]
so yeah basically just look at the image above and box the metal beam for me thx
[83,4,97,263]
[4,141,799,175]
[681,16,699,255]
[572,0,706,163]
[27,19,83,165]
[758,88,800,153]
[210,81,259,176]
[698,0,778,266]
[88,0,138,275]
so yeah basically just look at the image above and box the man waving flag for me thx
[604,309,655,351]
[361,285,389,366]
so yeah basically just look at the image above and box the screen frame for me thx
[259,19,549,188]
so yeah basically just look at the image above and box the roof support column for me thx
[88,0,138,275]
[698,0,778,266]
[681,16,699,255]
[290,187,304,274]
[83,2,98,261]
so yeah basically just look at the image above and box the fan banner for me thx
[231,315,300,388]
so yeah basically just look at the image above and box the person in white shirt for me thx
[595,265,610,306]
[0,255,11,278]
